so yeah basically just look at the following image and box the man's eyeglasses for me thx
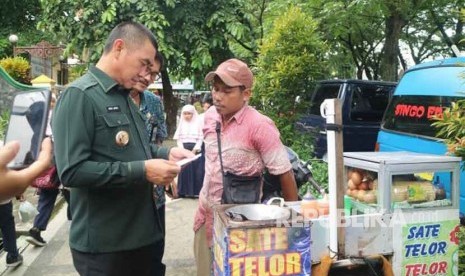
[148,72,161,81]
[138,59,161,81]
[141,69,161,82]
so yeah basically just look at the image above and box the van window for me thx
[382,95,463,137]
[309,84,340,115]
[349,84,394,122]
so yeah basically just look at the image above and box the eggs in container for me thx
[347,179,357,190]
[363,191,377,204]
[350,170,363,186]
[346,168,377,204]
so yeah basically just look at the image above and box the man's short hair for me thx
[104,21,158,53]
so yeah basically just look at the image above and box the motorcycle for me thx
[262,147,326,202]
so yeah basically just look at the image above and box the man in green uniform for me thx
[52,21,192,276]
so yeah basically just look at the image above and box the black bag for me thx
[216,122,262,204]
[222,172,261,204]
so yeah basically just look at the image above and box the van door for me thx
[343,83,394,152]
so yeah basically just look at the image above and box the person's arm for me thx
[278,170,298,201]
[168,147,195,162]
[144,158,180,186]
[193,115,205,153]
[0,138,52,201]
[253,117,299,201]
[193,138,203,153]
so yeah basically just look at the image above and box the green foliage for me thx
[0,38,11,58]
[459,226,465,275]
[251,6,330,198]
[38,0,256,81]
[0,0,56,59]
[290,134,314,162]
[38,0,168,63]
[253,6,329,146]
[68,64,88,83]
[284,133,328,198]
[306,0,386,79]
[0,29,56,59]
[432,99,465,160]
[304,161,329,197]
[0,110,10,141]
[0,0,41,30]
[0,56,31,84]
[305,0,464,80]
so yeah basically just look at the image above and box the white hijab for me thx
[173,104,202,141]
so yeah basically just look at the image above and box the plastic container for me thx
[344,195,352,215]
[301,192,319,219]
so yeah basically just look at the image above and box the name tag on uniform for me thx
[107,106,120,112]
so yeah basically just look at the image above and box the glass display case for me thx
[343,151,461,214]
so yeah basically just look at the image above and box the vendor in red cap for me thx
[193,58,298,275]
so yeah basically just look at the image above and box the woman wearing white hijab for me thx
[173,105,203,153]
[173,105,204,198]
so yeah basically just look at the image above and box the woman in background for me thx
[174,105,203,197]
[189,94,213,196]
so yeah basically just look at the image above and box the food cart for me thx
[213,203,311,276]
[212,99,461,275]
[343,151,461,275]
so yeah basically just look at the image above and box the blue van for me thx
[377,57,465,217]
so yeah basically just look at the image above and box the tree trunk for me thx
[161,69,178,138]
[380,9,405,82]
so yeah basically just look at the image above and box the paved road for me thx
[0,197,199,276]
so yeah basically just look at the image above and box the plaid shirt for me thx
[139,91,168,209]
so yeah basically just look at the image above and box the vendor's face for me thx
[211,77,250,120]
[117,39,156,89]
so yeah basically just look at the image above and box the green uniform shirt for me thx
[52,66,170,253]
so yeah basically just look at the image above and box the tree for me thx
[380,0,465,80]
[38,0,272,136]
[307,0,465,81]
[252,6,329,149]
[407,1,465,63]
[379,1,408,81]
[0,0,54,58]
[39,0,180,135]
[306,1,386,79]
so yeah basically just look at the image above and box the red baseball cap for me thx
[205,58,253,89]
